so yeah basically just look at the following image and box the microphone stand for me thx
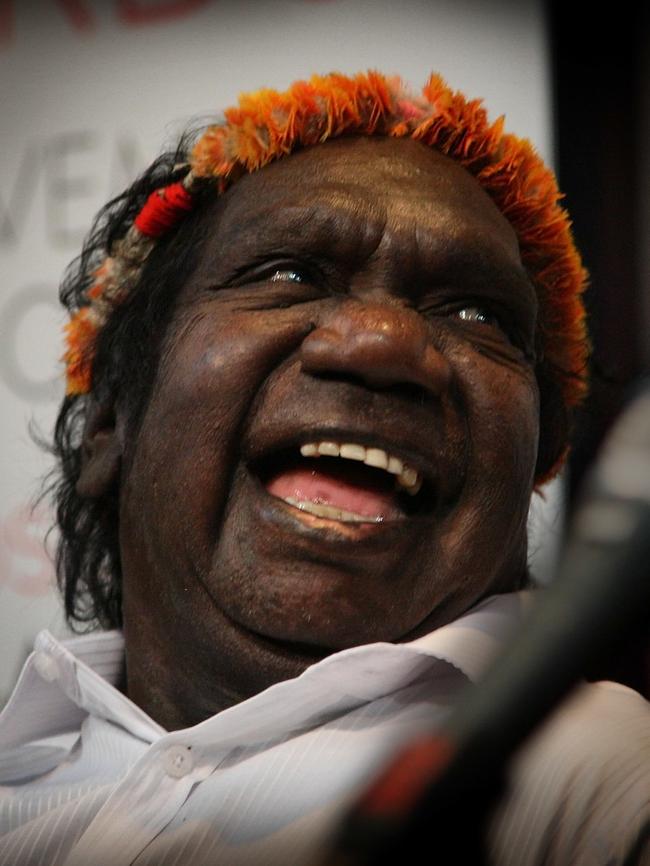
[321,382,650,866]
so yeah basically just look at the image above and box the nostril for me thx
[297,369,431,405]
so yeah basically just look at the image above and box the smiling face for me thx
[115,136,540,729]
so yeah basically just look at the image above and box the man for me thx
[0,71,648,865]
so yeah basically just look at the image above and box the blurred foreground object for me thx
[323,379,650,865]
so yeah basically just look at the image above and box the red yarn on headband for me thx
[134,183,194,238]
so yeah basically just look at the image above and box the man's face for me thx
[118,136,539,727]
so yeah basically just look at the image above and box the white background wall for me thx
[0,0,560,705]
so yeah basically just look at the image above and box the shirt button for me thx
[34,652,60,683]
[162,745,194,778]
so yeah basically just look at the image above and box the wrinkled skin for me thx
[82,137,540,730]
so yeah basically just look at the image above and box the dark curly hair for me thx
[50,128,575,632]
[51,129,222,631]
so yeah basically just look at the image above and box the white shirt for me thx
[0,592,648,866]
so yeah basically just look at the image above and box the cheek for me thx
[458,352,540,494]
[122,309,312,551]
[155,306,313,411]
[421,356,539,606]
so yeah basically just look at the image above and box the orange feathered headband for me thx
[64,70,589,420]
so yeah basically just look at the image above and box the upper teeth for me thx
[299,441,422,495]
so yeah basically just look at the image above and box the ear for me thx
[76,401,123,499]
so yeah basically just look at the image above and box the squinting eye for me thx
[456,306,499,327]
[270,269,304,283]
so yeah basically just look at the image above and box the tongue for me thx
[266,462,402,520]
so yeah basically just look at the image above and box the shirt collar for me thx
[0,590,533,754]
[409,590,534,681]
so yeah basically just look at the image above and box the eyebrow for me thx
[416,235,538,314]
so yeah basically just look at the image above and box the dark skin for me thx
[79,136,541,731]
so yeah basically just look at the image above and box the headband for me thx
[63,70,589,428]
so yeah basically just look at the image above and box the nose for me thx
[300,301,451,395]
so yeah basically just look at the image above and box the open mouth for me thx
[255,439,433,524]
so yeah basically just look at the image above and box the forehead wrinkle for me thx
[204,189,389,271]
[225,184,386,236]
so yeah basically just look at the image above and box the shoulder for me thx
[537,679,650,742]
[488,681,650,866]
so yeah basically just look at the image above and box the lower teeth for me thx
[284,497,384,523]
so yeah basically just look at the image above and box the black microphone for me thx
[322,379,650,865]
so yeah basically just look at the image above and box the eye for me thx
[269,269,305,284]
[226,259,315,288]
[420,296,533,360]
[452,303,523,349]
[420,297,508,333]
[222,261,326,311]
[455,305,501,327]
